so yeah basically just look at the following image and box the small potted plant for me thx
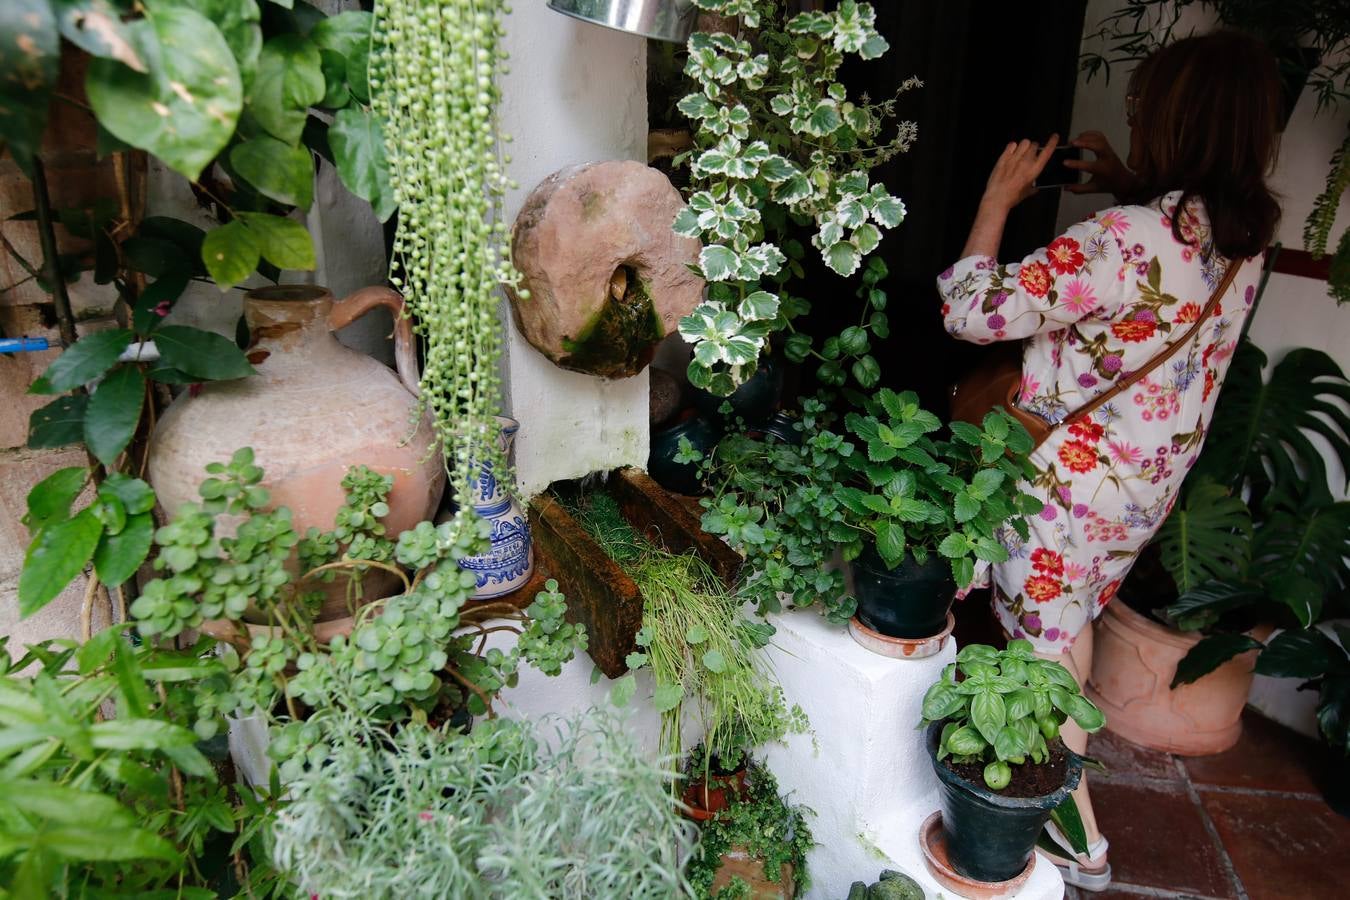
[835,390,1042,647]
[681,741,750,821]
[918,641,1105,884]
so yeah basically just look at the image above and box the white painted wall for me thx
[496,7,650,498]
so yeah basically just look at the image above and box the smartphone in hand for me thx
[1036,146,1084,189]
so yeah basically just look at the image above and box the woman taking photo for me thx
[937,31,1282,890]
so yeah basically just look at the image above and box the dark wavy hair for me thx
[1129,30,1282,260]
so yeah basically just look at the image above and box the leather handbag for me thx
[949,258,1244,451]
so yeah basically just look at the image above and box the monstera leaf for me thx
[1249,493,1350,627]
[1194,341,1350,508]
[1155,480,1252,595]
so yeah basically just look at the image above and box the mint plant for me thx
[920,642,1105,790]
[675,0,919,396]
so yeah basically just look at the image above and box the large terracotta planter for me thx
[1087,600,1264,755]
[149,285,445,616]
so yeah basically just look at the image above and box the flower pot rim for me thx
[1106,598,1271,652]
[925,721,1083,810]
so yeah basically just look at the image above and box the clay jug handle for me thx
[328,286,420,395]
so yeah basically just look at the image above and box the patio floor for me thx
[1067,711,1349,900]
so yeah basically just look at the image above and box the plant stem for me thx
[30,157,77,347]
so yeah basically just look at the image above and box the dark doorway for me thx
[803,0,1090,411]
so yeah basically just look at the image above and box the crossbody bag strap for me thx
[1064,257,1245,426]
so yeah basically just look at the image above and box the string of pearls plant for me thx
[371,0,524,499]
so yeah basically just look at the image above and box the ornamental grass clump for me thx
[919,642,1104,790]
[371,0,523,497]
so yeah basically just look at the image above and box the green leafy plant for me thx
[846,870,924,900]
[567,492,802,766]
[1251,626,1350,755]
[271,709,697,899]
[835,391,1043,586]
[0,632,283,896]
[126,451,586,758]
[920,642,1105,790]
[683,761,814,900]
[674,0,918,395]
[1304,122,1350,304]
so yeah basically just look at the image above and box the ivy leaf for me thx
[153,325,255,382]
[308,10,372,63]
[625,651,649,670]
[201,220,260,290]
[870,189,907,228]
[236,212,315,271]
[28,396,89,450]
[701,649,727,673]
[177,0,261,91]
[86,9,243,180]
[19,509,102,617]
[229,135,314,208]
[317,48,349,109]
[84,365,144,466]
[773,172,812,204]
[740,290,780,322]
[803,100,841,136]
[29,329,133,395]
[328,107,396,221]
[94,511,154,587]
[824,241,861,277]
[0,0,60,173]
[853,222,881,256]
[249,33,324,145]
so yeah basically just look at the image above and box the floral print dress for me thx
[936,190,1260,654]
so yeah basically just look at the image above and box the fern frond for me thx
[1304,123,1350,258]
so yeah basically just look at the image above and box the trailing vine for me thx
[675,0,918,396]
[371,0,523,496]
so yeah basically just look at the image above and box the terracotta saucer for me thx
[919,810,1034,900]
[848,612,955,660]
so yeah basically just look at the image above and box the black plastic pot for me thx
[925,722,1084,883]
[692,356,783,427]
[852,544,956,639]
[648,414,721,495]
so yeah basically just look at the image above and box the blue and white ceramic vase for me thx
[458,416,534,599]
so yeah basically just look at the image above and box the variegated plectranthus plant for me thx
[675,0,919,396]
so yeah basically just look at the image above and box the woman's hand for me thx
[980,136,1060,212]
[1065,131,1140,199]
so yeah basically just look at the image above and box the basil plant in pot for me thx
[920,642,1105,883]
[835,390,1043,641]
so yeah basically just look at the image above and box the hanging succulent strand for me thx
[371,0,523,501]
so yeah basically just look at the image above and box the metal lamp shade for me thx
[547,0,697,43]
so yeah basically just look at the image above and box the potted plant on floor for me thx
[1090,341,1350,754]
[836,391,1043,649]
[919,641,1105,884]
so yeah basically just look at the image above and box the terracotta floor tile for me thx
[1201,792,1350,900]
[1183,711,1331,794]
[1088,727,1183,782]
[1091,780,1235,898]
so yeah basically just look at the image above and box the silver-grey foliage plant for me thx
[272,710,697,899]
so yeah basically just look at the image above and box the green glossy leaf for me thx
[86,9,243,180]
[236,211,315,270]
[309,10,372,63]
[39,825,177,862]
[19,509,101,618]
[28,395,89,449]
[201,219,260,289]
[873,521,906,568]
[1254,628,1345,679]
[993,724,1028,762]
[1049,796,1090,856]
[97,473,155,516]
[230,134,314,208]
[30,329,133,395]
[317,48,350,108]
[249,33,324,145]
[94,511,153,587]
[329,106,396,221]
[178,0,261,89]
[0,778,133,826]
[0,0,59,173]
[1156,481,1252,594]
[945,724,986,756]
[84,364,144,466]
[153,325,256,382]
[24,467,88,530]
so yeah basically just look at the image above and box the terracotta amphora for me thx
[148,285,445,604]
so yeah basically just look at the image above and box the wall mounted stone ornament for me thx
[506,160,704,379]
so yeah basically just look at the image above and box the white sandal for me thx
[1040,821,1112,892]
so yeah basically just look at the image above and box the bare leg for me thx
[1037,624,1102,848]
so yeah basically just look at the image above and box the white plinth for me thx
[761,612,1063,900]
